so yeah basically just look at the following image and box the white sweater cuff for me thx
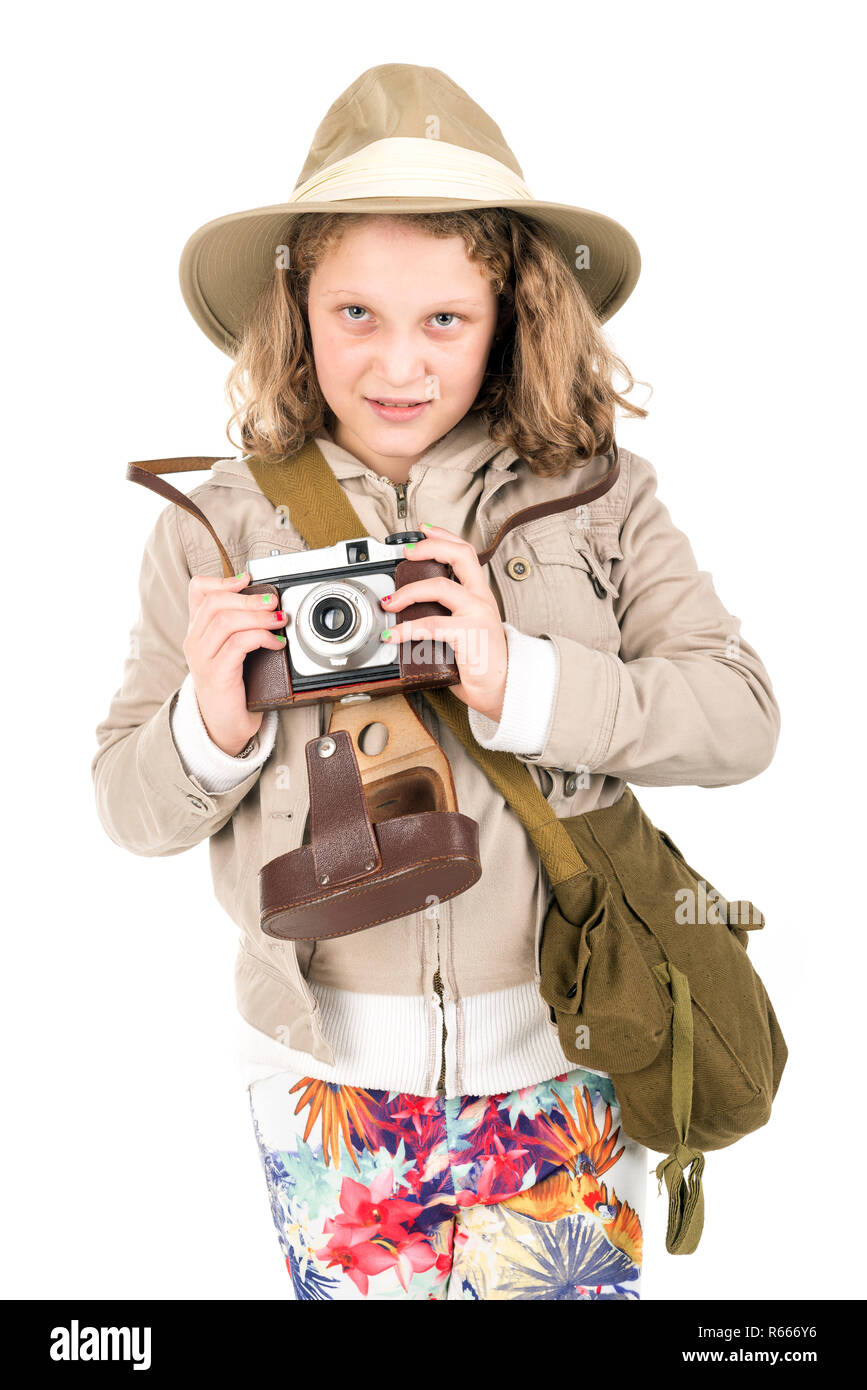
[467,624,559,756]
[170,673,279,793]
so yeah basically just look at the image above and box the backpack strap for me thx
[652,960,706,1254]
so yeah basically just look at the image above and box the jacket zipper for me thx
[389,476,447,1095]
[389,478,447,1095]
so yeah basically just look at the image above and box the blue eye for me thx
[341,305,369,321]
[431,312,459,327]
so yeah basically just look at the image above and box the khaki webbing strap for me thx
[418,688,587,884]
[239,441,378,553]
[652,960,706,1254]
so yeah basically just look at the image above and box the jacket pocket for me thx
[571,527,623,597]
[515,519,623,651]
[238,935,319,1007]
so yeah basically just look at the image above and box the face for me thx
[306,219,504,480]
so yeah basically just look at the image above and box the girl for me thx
[92,64,779,1301]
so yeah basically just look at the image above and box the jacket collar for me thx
[313,412,519,479]
[206,412,521,494]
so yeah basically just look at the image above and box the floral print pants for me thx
[248,1065,649,1300]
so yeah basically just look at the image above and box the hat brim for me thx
[179,196,640,356]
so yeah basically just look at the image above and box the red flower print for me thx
[476,1133,530,1201]
[311,1170,443,1295]
[325,1168,419,1242]
[390,1094,441,1138]
[313,1223,438,1295]
[312,1227,403,1296]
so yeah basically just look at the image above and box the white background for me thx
[3,0,864,1302]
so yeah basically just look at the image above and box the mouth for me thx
[365,397,432,420]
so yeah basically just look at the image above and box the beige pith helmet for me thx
[179,62,641,356]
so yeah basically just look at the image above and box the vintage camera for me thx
[242,531,460,709]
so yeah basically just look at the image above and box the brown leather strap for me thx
[475,442,619,566]
[307,730,383,886]
[127,461,235,578]
[126,440,620,572]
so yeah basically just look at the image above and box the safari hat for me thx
[179,63,641,356]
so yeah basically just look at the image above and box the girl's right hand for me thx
[182,571,287,756]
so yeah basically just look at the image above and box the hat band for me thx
[288,136,534,204]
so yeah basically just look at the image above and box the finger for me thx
[197,626,289,688]
[417,522,461,541]
[221,624,288,664]
[192,586,279,634]
[195,600,288,663]
[188,569,251,622]
[400,534,490,601]
[381,574,466,616]
[381,618,492,676]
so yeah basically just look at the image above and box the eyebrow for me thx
[321,291,484,306]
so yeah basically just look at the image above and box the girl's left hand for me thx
[379,523,507,723]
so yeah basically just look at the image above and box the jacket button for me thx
[566,983,578,998]
[564,774,579,795]
[505,556,532,581]
[187,794,207,811]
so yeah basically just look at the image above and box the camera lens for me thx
[310,594,357,641]
[295,579,387,671]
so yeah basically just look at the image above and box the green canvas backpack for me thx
[526,788,787,1253]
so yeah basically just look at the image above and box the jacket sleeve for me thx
[91,500,269,856]
[516,451,781,787]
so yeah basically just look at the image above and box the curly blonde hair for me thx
[225,209,649,478]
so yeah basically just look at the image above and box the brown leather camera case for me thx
[259,708,482,940]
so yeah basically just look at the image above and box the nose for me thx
[370,331,428,396]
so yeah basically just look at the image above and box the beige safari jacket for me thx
[91,414,780,1098]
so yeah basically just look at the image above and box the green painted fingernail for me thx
[261,593,273,603]
[276,635,286,644]
[235,571,246,579]
[405,542,416,550]
[421,522,432,529]
[380,629,391,640]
